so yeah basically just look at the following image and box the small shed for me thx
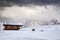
[3,22,23,30]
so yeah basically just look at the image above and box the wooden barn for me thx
[3,23,23,30]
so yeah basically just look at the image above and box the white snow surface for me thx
[0,25,60,40]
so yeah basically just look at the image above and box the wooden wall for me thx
[4,26,20,30]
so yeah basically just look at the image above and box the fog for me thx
[0,4,60,26]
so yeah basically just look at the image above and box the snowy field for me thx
[0,25,60,40]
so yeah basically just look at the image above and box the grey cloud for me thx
[0,0,60,7]
[0,0,60,25]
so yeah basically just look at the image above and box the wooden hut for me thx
[3,22,23,30]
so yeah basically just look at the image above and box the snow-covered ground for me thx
[0,25,60,40]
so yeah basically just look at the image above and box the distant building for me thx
[3,22,23,30]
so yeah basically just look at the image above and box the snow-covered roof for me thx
[3,22,23,25]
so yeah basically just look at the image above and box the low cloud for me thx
[0,0,60,26]
[0,5,60,24]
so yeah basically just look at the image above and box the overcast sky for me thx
[0,0,60,24]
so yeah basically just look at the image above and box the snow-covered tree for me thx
[50,19,60,25]
[25,19,50,27]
